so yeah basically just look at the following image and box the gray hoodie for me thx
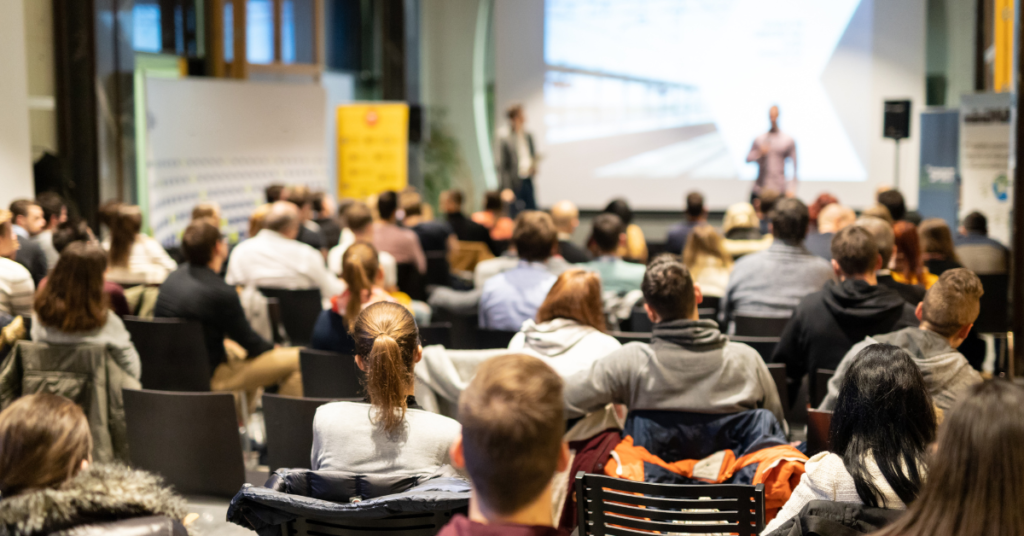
[819,327,982,412]
[562,318,785,425]
[508,318,622,378]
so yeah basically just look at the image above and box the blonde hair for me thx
[352,302,420,435]
[341,242,381,330]
[682,225,733,280]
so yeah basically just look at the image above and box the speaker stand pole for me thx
[893,138,901,190]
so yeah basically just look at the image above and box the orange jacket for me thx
[603,436,807,522]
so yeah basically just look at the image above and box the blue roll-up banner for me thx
[917,109,960,229]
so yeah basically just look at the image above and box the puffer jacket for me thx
[763,500,902,536]
[0,341,140,462]
[0,464,188,536]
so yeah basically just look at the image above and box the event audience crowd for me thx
[0,184,1016,536]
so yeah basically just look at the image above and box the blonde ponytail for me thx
[341,242,381,330]
[352,302,419,435]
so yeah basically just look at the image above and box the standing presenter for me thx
[498,104,537,218]
[747,105,797,199]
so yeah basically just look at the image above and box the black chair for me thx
[266,297,283,344]
[424,251,451,288]
[431,309,479,350]
[123,389,245,497]
[806,409,833,456]
[766,363,789,422]
[300,348,365,399]
[287,512,458,536]
[263,393,357,472]
[123,316,211,392]
[609,331,652,345]
[698,295,721,321]
[418,323,452,348]
[976,274,1009,333]
[476,329,517,349]
[811,369,836,408]
[575,472,765,536]
[258,288,323,348]
[630,307,653,333]
[396,263,427,301]
[731,314,791,361]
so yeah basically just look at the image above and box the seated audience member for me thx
[444,189,496,253]
[508,269,621,377]
[720,198,832,326]
[878,189,907,222]
[551,200,591,264]
[156,219,302,395]
[191,201,221,223]
[403,191,458,263]
[439,354,569,536]
[602,198,647,263]
[681,224,733,298]
[806,193,838,235]
[721,202,771,258]
[891,221,938,289]
[820,268,984,412]
[764,344,935,534]
[9,199,49,285]
[312,191,342,248]
[375,190,427,274]
[0,393,188,533]
[265,183,286,203]
[873,381,1024,536]
[103,203,178,285]
[862,203,894,224]
[584,213,646,294]
[32,242,141,380]
[754,188,781,235]
[312,302,460,474]
[248,203,272,239]
[857,216,925,305]
[804,203,856,260]
[479,211,560,331]
[311,242,398,354]
[51,219,130,317]
[666,191,708,255]
[285,185,326,253]
[955,210,1009,274]
[919,218,962,276]
[0,210,34,317]
[328,202,397,288]
[226,201,342,305]
[471,190,514,242]
[33,192,67,270]
[771,226,917,394]
[563,255,784,424]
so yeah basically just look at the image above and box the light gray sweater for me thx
[31,310,142,380]
[563,319,785,425]
[311,400,461,477]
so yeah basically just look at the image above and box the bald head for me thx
[550,201,579,233]
[856,216,896,266]
[818,204,856,234]
[264,201,301,238]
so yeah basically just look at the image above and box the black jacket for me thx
[558,240,592,264]
[771,279,918,388]
[15,236,46,287]
[764,500,902,536]
[153,264,273,371]
[446,213,497,255]
[877,273,926,305]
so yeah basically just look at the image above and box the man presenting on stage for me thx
[747,105,797,198]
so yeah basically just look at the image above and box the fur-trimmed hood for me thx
[0,463,187,535]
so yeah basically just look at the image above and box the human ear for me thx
[449,434,466,470]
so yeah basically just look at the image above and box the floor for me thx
[185,468,269,535]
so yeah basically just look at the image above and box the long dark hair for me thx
[830,343,936,508]
[876,380,1024,536]
[34,242,109,332]
[352,302,420,435]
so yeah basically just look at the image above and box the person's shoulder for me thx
[408,406,460,430]
[0,257,32,281]
[723,339,764,363]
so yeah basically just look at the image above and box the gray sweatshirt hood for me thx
[872,327,974,394]
[520,318,598,357]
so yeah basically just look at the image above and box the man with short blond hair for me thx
[804,203,856,260]
[441,353,569,535]
[550,200,590,263]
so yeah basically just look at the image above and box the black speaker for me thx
[409,104,423,143]
[883,100,911,139]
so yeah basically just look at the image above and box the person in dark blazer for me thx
[498,104,537,218]
[9,199,48,286]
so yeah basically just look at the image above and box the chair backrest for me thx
[766,363,789,421]
[806,409,833,457]
[123,316,211,392]
[418,323,452,348]
[424,251,451,288]
[733,314,791,337]
[258,288,323,347]
[122,389,245,497]
[430,309,479,350]
[300,348,365,399]
[396,263,427,301]
[263,393,356,472]
[975,274,1009,333]
[265,297,284,344]
[630,307,653,333]
[698,295,722,320]
[812,369,836,409]
[287,511,457,536]
[610,331,652,345]
[575,472,765,536]
[476,329,517,349]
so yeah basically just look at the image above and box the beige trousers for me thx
[210,345,303,398]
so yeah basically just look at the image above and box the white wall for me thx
[0,0,36,208]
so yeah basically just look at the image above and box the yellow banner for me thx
[337,103,409,199]
[994,0,1014,92]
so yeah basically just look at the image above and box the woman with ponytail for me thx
[310,242,399,354]
[311,302,460,475]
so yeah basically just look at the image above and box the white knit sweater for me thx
[762,452,909,534]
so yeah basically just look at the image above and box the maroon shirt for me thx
[38,277,130,318]
[437,515,568,536]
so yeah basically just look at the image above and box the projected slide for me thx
[542,0,868,184]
